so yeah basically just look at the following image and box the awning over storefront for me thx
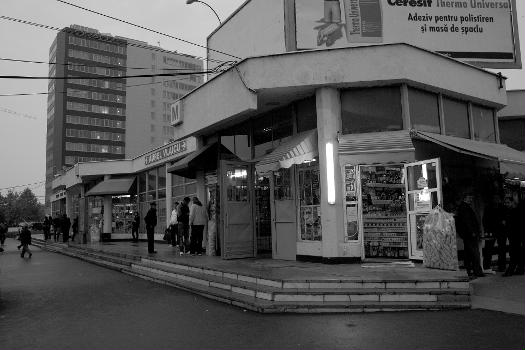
[85,177,136,197]
[167,143,233,179]
[413,131,525,178]
[255,130,318,175]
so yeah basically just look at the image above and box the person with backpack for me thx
[177,197,190,255]
[189,197,208,256]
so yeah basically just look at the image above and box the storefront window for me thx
[138,173,146,194]
[443,97,470,139]
[158,165,166,200]
[298,162,321,241]
[360,165,407,258]
[408,88,440,134]
[226,166,249,202]
[253,106,293,158]
[171,174,197,208]
[296,97,317,133]
[112,195,137,234]
[147,169,156,192]
[472,104,496,143]
[341,86,403,134]
[343,165,359,241]
[274,168,293,200]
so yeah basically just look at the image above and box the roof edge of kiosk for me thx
[172,43,508,142]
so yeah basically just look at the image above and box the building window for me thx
[341,86,403,134]
[443,97,470,139]
[296,97,317,133]
[151,100,156,108]
[151,112,156,120]
[151,88,156,96]
[150,124,156,132]
[472,104,496,143]
[408,88,440,134]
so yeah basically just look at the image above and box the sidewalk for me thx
[31,234,524,315]
[470,272,525,315]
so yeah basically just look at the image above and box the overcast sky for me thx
[0,0,523,203]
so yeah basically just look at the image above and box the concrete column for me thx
[316,87,345,259]
[103,175,112,238]
[165,167,172,227]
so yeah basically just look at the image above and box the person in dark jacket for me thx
[455,192,484,278]
[131,212,140,242]
[19,224,32,258]
[144,202,157,254]
[503,193,524,276]
[61,214,71,243]
[43,216,51,240]
[177,197,191,255]
[70,217,79,243]
[53,215,61,242]
[0,221,7,246]
[482,194,507,271]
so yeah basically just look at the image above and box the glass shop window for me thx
[472,104,496,143]
[408,88,441,134]
[226,166,249,202]
[274,168,293,200]
[297,162,321,241]
[341,86,403,134]
[443,97,470,139]
[253,106,293,158]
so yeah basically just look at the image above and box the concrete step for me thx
[140,258,470,292]
[126,266,471,313]
[132,262,469,303]
[33,240,471,313]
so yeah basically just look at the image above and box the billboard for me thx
[295,0,521,68]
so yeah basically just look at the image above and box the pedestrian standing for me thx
[503,192,525,276]
[177,197,190,255]
[132,212,140,242]
[170,202,179,248]
[482,194,507,271]
[71,217,79,243]
[0,221,7,247]
[43,216,50,240]
[189,197,208,256]
[456,191,484,279]
[19,224,32,258]
[144,202,157,254]
[53,215,61,242]
[62,214,71,243]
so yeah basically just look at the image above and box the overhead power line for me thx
[0,180,46,192]
[56,0,241,61]
[0,73,205,97]
[0,57,210,71]
[0,69,215,80]
[0,106,39,119]
[0,15,229,65]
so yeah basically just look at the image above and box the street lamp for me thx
[186,0,222,25]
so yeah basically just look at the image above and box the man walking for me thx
[144,202,157,254]
[456,191,484,279]
[19,223,32,258]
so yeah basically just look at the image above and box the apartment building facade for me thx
[46,25,203,214]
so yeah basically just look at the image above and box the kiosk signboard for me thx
[295,0,521,68]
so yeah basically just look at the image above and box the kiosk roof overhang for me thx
[174,43,507,140]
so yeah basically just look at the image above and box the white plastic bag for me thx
[423,206,459,271]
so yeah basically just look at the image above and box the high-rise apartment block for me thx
[46,25,203,212]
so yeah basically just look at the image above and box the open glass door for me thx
[220,160,255,259]
[404,158,442,260]
[271,168,297,260]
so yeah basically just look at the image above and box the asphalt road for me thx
[1,238,524,350]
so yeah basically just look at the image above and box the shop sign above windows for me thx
[143,137,196,166]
